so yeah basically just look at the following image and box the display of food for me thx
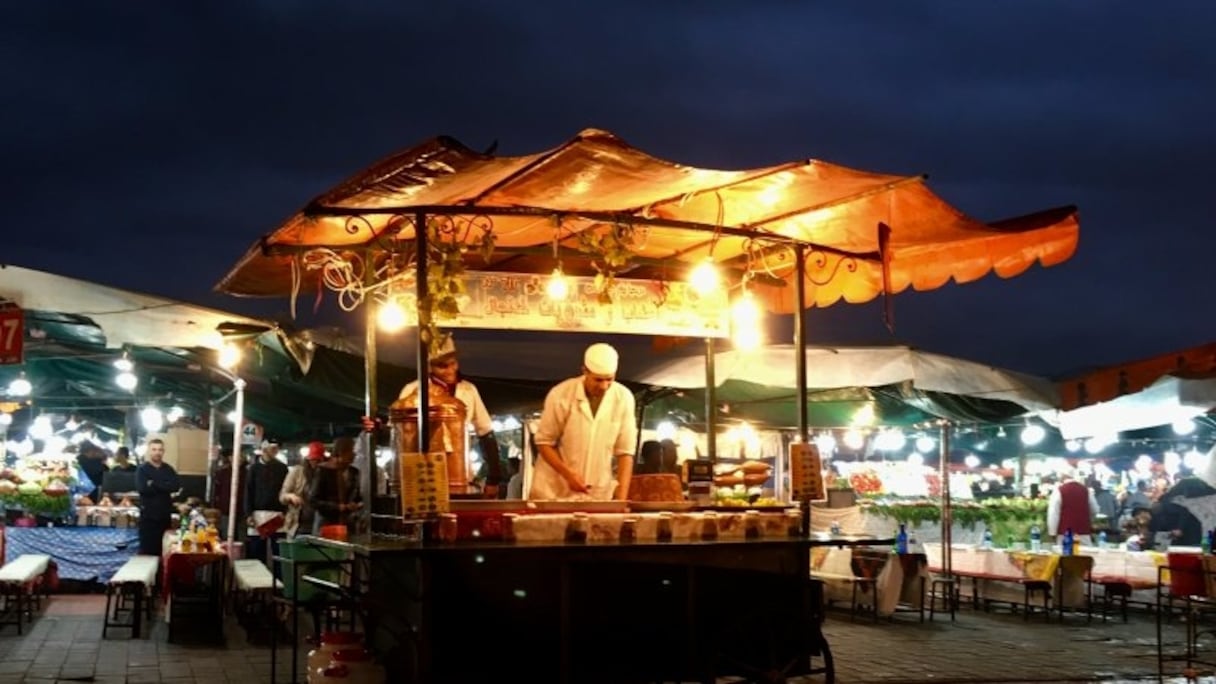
[627,474,684,502]
[0,456,79,517]
[712,459,773,487]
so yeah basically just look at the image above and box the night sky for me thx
[3,3,1214,379]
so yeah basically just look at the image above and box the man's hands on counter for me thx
[564,472,591,495]
[482,483,499,499]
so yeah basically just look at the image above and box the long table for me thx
[282,531,863,684]
[3,527,139,583]
[811,545,926,617]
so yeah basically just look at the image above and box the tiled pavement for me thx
[822,605,1209,684]
[0,594,304,683]
[0,594,1210,683]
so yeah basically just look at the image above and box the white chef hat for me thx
[583,343,619,376]
[431,334,457,362]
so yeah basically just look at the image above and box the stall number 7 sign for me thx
[0,307,23,365]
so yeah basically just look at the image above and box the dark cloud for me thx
[2,1,1213,378]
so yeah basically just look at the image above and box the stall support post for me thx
[703,337,716,464]
[938,420,953,578]
[226,378,246,547]
[793,245,810,534]
[414,211,430,453]
[362,248,378,516]
[205,402,218,505]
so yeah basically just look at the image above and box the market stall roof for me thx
[1052,340,1216,439]
[636,344,1058,413]
[1054,373,1216,440]
[215,128,1079,313]
[0,264,270,350]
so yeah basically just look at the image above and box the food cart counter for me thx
[281,511,844,684]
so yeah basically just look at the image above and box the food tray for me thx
[696,504,796,513]
[628,501,697,512]
[524,500,630,513]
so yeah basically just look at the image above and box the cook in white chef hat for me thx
[583,342,619,376]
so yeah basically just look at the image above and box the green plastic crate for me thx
[277,538,348,603]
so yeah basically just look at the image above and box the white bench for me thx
[232,559,283,627]
[0,554,52,634]
[104,555,159,639]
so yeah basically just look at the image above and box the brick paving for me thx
[0,595,1209,683]
[820,605,1208,684]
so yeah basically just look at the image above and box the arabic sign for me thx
[0,305,22,365]
[393,272,731,338]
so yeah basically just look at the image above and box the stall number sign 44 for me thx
[0,307,22,365]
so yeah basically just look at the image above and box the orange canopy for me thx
[216,128,1078,313]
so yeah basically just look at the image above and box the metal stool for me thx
[928,575,959,622]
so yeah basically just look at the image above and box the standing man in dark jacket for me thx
[245,440,288,564]
[136,438,180,556]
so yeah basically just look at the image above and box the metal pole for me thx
[362,249,378,516]
[794,246,809,443]
[794,246,810,535]
[206,402,218,505]
[226,378,246,547]
[939,421,953,577]
[415,212,430,453]
[704,337,716,463]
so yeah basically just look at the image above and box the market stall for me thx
[217,127,1079,681]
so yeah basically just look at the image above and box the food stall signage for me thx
[393,272,731,338]
[0,304,23,365]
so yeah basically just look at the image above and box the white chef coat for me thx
[530,376,637,500]
[399,378,494,436]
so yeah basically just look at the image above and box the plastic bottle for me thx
[1030,525,1042,552]
[1062,528,1074,557]
[896,524,908,554]
[981,529,993,550]
[1205,530,1213,555]
[1098,530,1108,549]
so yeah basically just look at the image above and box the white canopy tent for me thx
[1052,374,1216,440]
[635,344,1059,412]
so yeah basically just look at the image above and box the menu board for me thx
[789,443,825,501]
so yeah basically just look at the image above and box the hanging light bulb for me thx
[814,431,838,455]
[964,454,981,469]
[843,429,865,450]
[546,267,570,301]
[218,342,242,370]
[140,407,164,433]
[377,298,408,332]
[226,410,239,423]
[115,370,138,391]
[1020,424,1046,446]
[730,291,763,351]
[7,373,31,397]
[29,415,53,440]
[915,435,936,453]
[0,412,11,427]
[166,405,185,423]
[688,258,720,295]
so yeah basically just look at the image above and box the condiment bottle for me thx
[744,510,761,539]
[657,512,673,542]
[565,513,589,543]
[700,511,719,541]
[620,516,638,544]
